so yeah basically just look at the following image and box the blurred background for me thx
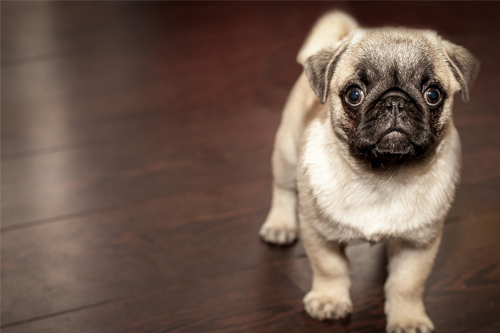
[2,1,499,332]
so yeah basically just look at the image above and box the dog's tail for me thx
[296,11,358,66]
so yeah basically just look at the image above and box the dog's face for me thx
[305,28,479,167]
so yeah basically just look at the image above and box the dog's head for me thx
[304,28,479,167]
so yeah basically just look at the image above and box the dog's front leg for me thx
[259,114,299,245]
[384,233,442,333]
[260,73,317,245]
[301,221,352,320]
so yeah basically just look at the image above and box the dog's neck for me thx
[300,117,461,240]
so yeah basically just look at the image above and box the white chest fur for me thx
[300,118,461,242]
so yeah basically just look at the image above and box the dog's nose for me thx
[380,90,412,118]
[384,96,406,116]
[383,96,408,118]
[384,97,406,108]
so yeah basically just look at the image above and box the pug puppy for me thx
[259,11,479,333]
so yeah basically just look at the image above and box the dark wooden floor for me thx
[2,2,500,332]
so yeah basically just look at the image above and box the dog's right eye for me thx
[345,87,364,106]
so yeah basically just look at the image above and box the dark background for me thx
[2,1,499,332]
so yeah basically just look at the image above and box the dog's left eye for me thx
[424,87,442,106]
[345,87,364,106]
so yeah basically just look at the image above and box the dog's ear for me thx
[440,39,480,102]
[304,38,351,104]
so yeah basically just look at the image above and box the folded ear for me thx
[440,39,480,102]
[304,37,351,104]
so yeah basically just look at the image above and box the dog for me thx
[259,11,479,333]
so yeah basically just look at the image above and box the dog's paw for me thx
[259,223,297,245]
[303,292,352,320]
[387,322,434,333]
[387,313,434,333]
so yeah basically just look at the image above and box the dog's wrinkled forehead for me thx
[343,29,444,88]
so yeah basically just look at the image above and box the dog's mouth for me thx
[349,127,436,168]
[373,130,414,157]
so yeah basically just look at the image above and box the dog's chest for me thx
[299,119,460,242]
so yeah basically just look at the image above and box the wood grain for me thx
[2,1,500,332]
[3,212,498,332]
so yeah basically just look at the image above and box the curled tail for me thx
[296,11,358,66]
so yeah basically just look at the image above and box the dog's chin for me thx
[373,131,415,159]
[352,131,430,167]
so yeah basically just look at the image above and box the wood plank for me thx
[4,211,499,332]
[1,265,352,333]
[2,2,310,156]
[469,321,500,333]
[0,34,298,156]
[1,201,306,326]
[1,108,278,228]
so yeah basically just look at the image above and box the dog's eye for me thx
[345,87,364,106]
[424,87,442,106]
